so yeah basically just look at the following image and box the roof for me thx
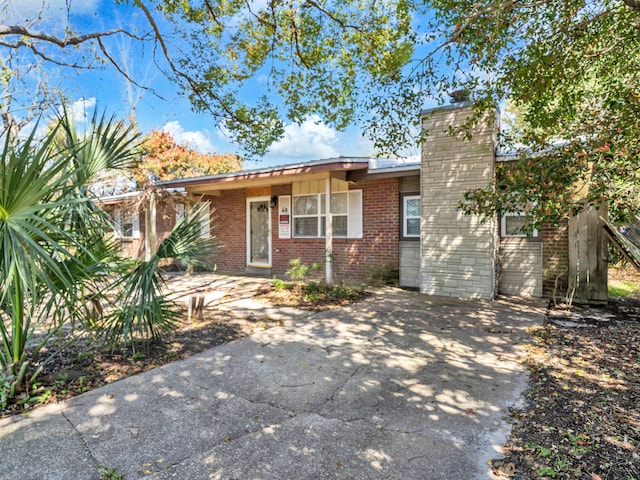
[158,156,420,192]
[95,191,140,204]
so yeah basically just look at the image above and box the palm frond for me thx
[157,202,219,264]
[55,106,142,185]
[102,258,181,346]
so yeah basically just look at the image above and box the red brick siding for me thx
[105,201,182,262]
[204,190,247,272]
[271,178,400,283]
[202,178,401,283]
[542,219,569,297]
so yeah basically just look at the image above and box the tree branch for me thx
[96,38,165,101]
[0,24,141,47]
[134,1,241,122]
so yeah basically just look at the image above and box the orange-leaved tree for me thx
[135,130,242,187]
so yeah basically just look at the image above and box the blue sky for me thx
[2,0,424,167]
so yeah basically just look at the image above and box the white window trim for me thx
[403,194,421,238]
[113,207,140,239]
[292,190,362,239]
[501,212,539,238]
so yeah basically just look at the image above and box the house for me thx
[159,156,421,285]
[106,103,608,302]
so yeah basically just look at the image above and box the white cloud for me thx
[69,97,96,124]
[161,121,217,154]
[2,0,100,22]
[267,116,340,160]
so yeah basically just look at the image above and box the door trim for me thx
[246,196,272,267]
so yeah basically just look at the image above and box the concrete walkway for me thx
[0,285,546,480]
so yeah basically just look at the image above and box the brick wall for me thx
[204,189,247,272]
[202,177,401,283]
[542,220,569,298]
[420,103,498,299]
[272,178,400,283]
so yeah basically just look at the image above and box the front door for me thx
[247,198,271,266]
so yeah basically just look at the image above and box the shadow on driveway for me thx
[0,287,545,480]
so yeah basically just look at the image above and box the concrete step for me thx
[245,266,272,277]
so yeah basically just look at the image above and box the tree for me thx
[3,1,640,224]
[0,0,414,155]
[134,130,242,187]
[445,0,640,226]
[151,0,640,225]
[0,110,217,409]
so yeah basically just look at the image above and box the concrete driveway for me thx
[0,284,545,480]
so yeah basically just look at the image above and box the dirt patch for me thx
[1,311,274,417]
[257,281,367,311]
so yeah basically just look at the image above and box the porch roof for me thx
[158,156,419,194]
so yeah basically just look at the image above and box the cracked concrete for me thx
[0,280,546,480]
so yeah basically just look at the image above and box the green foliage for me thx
[609,281,640,299]
[286,258,321,282]
[436,0,640,226]
[0,108,218,409]
[0,109,139,405]
[159,0,640,223]
[98,465,123,480]
[103,202,220,348]
[149,0,414,157]
[6,0,640,229]
[272,278,288,291]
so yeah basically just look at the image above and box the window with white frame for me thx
[501,212,539,238]
[402,195,420,238]
[292,190,362,238]
[175,202,211,238]
[113,207,140,239]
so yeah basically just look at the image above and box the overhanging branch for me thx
[0,24,142,47]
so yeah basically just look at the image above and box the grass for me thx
[609,280,640,299]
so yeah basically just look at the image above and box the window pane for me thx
[294,217,318,237]
[333,216,348,236]
[294,195,318,215]
[331,193,348,214]
[406,218,420,236]
[504,215,530,235]
[322,216,348,237]
[122,211,134,237]
[406,198,420,217]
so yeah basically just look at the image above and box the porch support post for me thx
[325,176,333,284]
[144,189,157,262]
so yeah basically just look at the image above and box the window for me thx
[292,190,362,238]
[176,202,211,238]
[501,212,539,238]
[402,195,420,239]
[113,207,140,239]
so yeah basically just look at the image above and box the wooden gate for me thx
[568,204,608,304]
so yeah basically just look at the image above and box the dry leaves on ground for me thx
[496,300,640,479]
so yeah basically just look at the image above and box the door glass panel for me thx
[250,201,269,264]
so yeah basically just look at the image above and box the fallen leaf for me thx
[496,462,516,477]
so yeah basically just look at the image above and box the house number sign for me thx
[278,196,291,239]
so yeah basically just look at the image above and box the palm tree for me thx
[0,109,217,408]
[0,111,139,406]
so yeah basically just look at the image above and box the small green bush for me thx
[286,258,321,282]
